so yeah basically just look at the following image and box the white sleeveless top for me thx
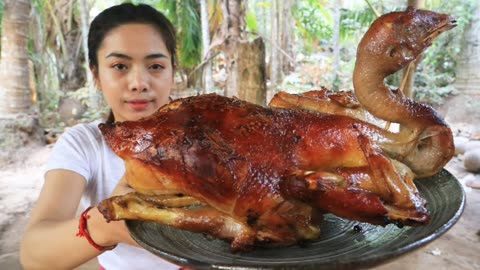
[45,120,179,270]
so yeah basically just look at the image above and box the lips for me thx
[126,99,152,110]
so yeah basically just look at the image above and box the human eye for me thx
[112,63,128,71]
[149,63,165,71]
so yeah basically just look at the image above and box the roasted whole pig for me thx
[98,7,456,252]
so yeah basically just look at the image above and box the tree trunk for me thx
[221,0,267,105]
[79,0,101,111]
[222,0,243,98]
[279,0,294,75]
[332,0,342,91]
[79,0,91,86]
[268,0,279,102]
[46,0,86,124]
[200,0,213,94]
[235,38,267,105]
[0,0,32,115]
[0,0,43,159]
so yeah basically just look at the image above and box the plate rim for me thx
[126,169,466,269]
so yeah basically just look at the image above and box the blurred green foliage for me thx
[286,0,478,106]
[292,0,333,52]
[1,0,477,131]
[155,0,202,70]
[245,10,259,33]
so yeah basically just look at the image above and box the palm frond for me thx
[156,0,201,70]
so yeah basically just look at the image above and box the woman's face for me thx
[93,23,174,122]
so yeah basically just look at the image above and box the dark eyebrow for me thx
[106,52,132,60]
[145,53,168,60]
[105,52,168,60]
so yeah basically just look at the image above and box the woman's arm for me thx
[20,169,136,270]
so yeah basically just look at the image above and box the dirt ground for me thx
[0,124,479,270]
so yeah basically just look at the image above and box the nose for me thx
[128,67,149,92]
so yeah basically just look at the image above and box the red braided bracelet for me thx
[76,206,117,251]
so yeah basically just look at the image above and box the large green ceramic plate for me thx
[126,169,465,270]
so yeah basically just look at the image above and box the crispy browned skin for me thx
[269,88,382,125]
[272,7,456,178]
[353,7,456,177]
[98,7,456,252]
[99,94,427,251]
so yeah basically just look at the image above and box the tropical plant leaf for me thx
[156,0,201,70]
[245,10,258,32]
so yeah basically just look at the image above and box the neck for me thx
[353,57,413,126]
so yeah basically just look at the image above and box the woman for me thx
[20,3,180,269]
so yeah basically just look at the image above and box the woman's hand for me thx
[90,176,140,248]
[111,175,135,197]
[20,170,138,269]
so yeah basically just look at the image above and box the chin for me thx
[136,109,158,120]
